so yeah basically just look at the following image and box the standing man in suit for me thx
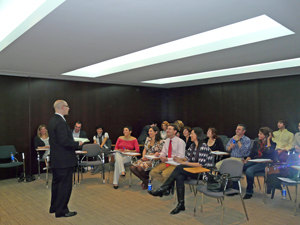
[48,100,83,218]
[72,121,87,139]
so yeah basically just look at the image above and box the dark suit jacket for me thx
[48,114,79,168]
[71,129,87,138]
[138,125,151,144]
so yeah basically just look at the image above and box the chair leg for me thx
[287,186,292,200]
[201,193,204,213]
[129,170,132,187]
[239,193,249,220]
[194,190,198,217]
[174,182,177,204]
[220,198,224,225]
[257,176,261,190]
[192,185,196,196]
[271,188,275,199]
[189,184,192,193]
[102,164,105,184]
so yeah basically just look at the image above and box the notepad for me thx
[74,138,90,143]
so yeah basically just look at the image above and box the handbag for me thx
[207,173,232,192]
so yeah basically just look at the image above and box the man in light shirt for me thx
[72,121,87,139]
[272,119,294,162]
[150,123,185,195]
[294,122,300,153]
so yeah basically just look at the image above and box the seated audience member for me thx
[294,122,300,153]
[34,124,50,159]
[92,125,110,174]
[242,127,276,199]
[216,124,251,170]
[138,122,157,144]
[72,121,87,138]
[174,120,185,139]
[272,119,294,162]
[130,126,164,189]
[113,126,140,189]
[204,127,225,152]
[149,127,214,215]
[149,123,185,195]
[160,121,169,140]
[181,126,193,150]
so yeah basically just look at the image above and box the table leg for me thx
[294,171,299,216]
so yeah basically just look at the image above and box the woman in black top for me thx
[181,126,193,150]
[204,127,225,152]
[242,127,276,199]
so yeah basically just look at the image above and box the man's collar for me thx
[55,112,66,121]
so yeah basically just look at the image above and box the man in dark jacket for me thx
[48,100,83,218]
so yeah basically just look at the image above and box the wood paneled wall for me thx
[1,74,300,179]
[168,76,300,139]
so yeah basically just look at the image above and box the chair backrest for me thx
[219,159,243,178]
[0,145,17,159]
[223,137,231,146]
[105,138,112,150]
[82,144,101,157]
[218,135,228,143]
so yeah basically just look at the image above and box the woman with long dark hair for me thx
[148,127,214,215]
[130,126,164,189]
[242,127,276,199]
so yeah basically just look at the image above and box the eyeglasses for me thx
[63,105,70,108]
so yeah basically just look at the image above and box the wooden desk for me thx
[184,167,210,173]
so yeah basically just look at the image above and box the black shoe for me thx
[226,193,239,197]
[170,203,185,214]
[113,185,119,189]
[55,211,77,218]
[243,194,252,199]
[49,210,55,214]
[163,189,170,196]
[148,176,175,197]
[170,186,185,215]
[121,172,126,178]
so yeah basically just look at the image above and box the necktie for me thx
[166,140,172,167]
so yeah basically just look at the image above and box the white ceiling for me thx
[0,0,300,88]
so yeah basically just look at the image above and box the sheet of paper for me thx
[211,151,229,155]
[75,150,86,154]
[145,155,160,159]
[248,159,272,162]
[278,177,298,183]
[166,159,180,166]
[74,138,90,143]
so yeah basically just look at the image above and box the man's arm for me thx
[239,138,251,157]
[285,133,294,151]
[56,122,79,149]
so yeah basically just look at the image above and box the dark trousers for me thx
[50,167,73,216]
[171,165,200,188]
[243,162,266,194]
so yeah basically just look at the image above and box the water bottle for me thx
[282,185,286,200]
[11,152,15,162]
[148,180,152,191]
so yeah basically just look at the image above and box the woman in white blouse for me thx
[93,125,109,149]
[160,121,169,140]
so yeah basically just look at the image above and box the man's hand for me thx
[233,135,240,141]
[154,152,160,157]
[79,141,84,146]
[160,156,167,163]
[277,149,283,155]
[295,146,300,153]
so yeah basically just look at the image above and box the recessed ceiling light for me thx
[0,0,65,52]
[142,58,300,84]
[62,15,294,78]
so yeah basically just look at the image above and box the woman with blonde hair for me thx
[34,124,50,159]
[160,121,169,140]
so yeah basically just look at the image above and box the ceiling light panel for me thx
[0,0,65,52]
[62,15,294,78]
[142,58,300,84]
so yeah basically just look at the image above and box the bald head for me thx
[53,100,69,115]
